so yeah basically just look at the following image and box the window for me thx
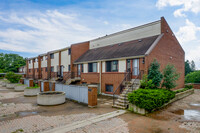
[29,69,31,72]
[81,64,84,72]
[127,59,131,72]
[106,60,118,72]
[29,60,31,64]
[35,58,38,62]
[50,54,54,59]
[106,85,113,93]
[51,67,54,72]
[68,65,71,72]
[88,62,97,72]
[41,56,43,61]
[68,48,71,55]
[45,67,48,72]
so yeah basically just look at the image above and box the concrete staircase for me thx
[112,79,140,109]
[65,77,81,85]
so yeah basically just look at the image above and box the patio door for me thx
[132,59,139,78]
[78,64,81,76]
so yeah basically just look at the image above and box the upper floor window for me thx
[29,60,31,64]
[106,60,118,72]
[81,64,84,73]
[68,48,71,55]
[68,65,71,72]
[45,56,48,60]
[88,62,97,72]
[51,66,54,72]
[50,54,54,59]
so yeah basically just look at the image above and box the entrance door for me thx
[60,66,63,77]
[132,59,139,78]
[78,64,81,76]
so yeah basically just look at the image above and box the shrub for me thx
[148,59,163,88]
[26,84,39,89]
[185,70,200,83]
[174,87,193,94]
[162,64,180,90]
[185,84,193,89]
[140,75,155,89]
[128,89,175,112]
[5,72,22,83]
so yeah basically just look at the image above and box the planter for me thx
[129,89,194,115]
[6,83,18,89]
[37,91,66,106]
[24,88,40,96]
[14,84,27,92]
[1,81,9,87]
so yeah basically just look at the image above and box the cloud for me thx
[176,19,200,44]
[0,10,95,54]
[156,0,200,17]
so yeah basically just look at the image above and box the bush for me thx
[174,87,193,94]
[5,72,22,83]
[148,59,163,88]
[185,71,200,83]
[162,64,180,90]
[185,84,193,89]
[140,75,155,89]
[26,84,39,89]
[128,89,175,112]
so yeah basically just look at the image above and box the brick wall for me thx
[146,17,185,89]
[41,67,48,80]
[71,42,89,73]
[81,73,99,84]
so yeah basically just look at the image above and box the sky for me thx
[0,0,199,69]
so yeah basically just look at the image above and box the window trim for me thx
[105,84,114,94]
[88,62,97,73]
[106,60,118,72]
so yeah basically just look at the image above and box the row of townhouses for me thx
[24,17,185,95]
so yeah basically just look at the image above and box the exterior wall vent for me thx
[138,39,142,42]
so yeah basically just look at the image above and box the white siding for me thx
[119,60,126,72]
[102,62,105,72]
[51,53,59,72]
[83,63,88,73]
[41,56,47,67]
[97,62,100,73]
[34,61,38,68]
[28,60,32,69]
[90,21,161,49]
[61,50,71,72]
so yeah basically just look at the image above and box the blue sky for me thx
[0,0,199,69]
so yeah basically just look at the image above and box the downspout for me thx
[99,61,102,94]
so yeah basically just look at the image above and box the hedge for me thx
[128,89,175,112]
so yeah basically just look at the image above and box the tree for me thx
[191,60,196,71]
[0,53,26,73]
[148,59,163,88]
[185,70,200,83]
[162,64,180,90]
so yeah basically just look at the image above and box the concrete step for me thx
[117,99,129,103]
[112,104,126,109]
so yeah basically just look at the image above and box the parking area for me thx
[1,85,200,133]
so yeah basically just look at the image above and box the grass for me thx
[16,84,26,86]
[26,86,39,89]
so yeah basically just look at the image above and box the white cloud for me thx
[0,10,96,54]
[176,19,200,43]
[156,0,200,17]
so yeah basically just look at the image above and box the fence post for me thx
[88,85,98,108]
[29,79,34,87]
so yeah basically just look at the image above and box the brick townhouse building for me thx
[26,17,185,95]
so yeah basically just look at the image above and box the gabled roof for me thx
[75,35,162,63]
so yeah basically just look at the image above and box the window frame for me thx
[106,60,118,72]
[105,84,114,93]
[88,62,97,73]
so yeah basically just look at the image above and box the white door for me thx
[133,59,139,76]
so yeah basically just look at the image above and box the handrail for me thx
[113,70,131,105]
[123,70,144,108]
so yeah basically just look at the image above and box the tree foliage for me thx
[148,59,163,88]
[185,60,196,76]
[185,70,200,83]
[162,64,180,90]
[0,53,26,73]
[5,72,22,83]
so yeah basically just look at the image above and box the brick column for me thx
[38,56,41,79]
[88,85,98,108]
[47,53,51,79]
[26,59,29,78]
[32,59,35,79]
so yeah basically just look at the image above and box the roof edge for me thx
[145,33,164,55]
